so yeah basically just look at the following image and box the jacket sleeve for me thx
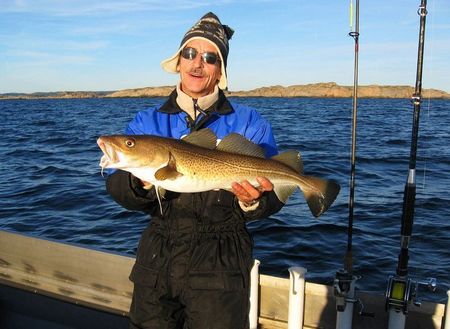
[239,108,285,219]
[243,108,279,158]
[106,170,158,213]
[238,190,285,221]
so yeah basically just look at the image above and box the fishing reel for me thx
[332,271,356,311]
[334,269,355,312]
[385,275,437,314]
[333,270,375,317]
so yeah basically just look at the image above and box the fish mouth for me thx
[97,138,119,174]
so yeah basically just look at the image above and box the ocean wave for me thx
[1,97,449,302]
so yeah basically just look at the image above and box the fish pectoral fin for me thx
[217,134,266,158]
[155,166,183,181]
[154,152,183,181]
[273,185,298,204]
[300,176,341,218]
[271,151,303,173]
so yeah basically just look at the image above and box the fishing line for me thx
[420,0,436,191]
[349,0,354,31]
[421,97,431,190]
[346,0,360,275]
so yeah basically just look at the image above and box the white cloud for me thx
[4,49,95,66]
[1,0,211,16]
[64,40,109,51]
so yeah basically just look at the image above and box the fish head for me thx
[97,135,169,172]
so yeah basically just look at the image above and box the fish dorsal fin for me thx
[181,128,217,149]
[271,151,303,174]
[155,153,183,181]
[216,133,266,158]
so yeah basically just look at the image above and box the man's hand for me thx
[139,179,153,190]
[231,177,273,206]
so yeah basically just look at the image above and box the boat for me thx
[2,1,448,328]
[0,230,447,329]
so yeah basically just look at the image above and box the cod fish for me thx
[97,129,340,217]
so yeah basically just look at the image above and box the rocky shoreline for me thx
[1,82,449,99]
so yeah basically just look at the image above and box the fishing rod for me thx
[385,1,436,328]
[345,0,360,278]
[333,1,372,327]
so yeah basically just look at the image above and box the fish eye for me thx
[125,139,135,148]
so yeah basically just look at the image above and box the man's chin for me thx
[183,85,211,98]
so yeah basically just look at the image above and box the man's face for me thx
[178,39,222,99]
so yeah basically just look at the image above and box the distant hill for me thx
[0,91,112,99]
[1,82,449,99]
[104,86,174,98]
[227,82,450,99]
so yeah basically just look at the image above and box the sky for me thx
[1,0,449,94]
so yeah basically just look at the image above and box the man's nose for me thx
[192,54,204,67]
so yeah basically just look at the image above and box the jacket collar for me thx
[158,88,234,116]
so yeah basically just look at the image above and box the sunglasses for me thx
[181,47,220,65]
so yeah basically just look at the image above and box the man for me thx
[106,12,284,329]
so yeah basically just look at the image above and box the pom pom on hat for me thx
[161,12,234,90]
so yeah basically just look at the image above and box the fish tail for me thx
[300,176,341,218]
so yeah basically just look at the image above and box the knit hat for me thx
[161,12,234,90]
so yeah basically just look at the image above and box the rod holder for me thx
[444,290,450,329]
[288,266,307,329]
[249,259,260,329]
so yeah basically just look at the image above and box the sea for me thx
[0,97,449,303]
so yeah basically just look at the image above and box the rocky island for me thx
[1,82,449,99]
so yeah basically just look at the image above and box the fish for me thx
[97,129,340,217]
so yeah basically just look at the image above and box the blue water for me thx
[1,97,449,303]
